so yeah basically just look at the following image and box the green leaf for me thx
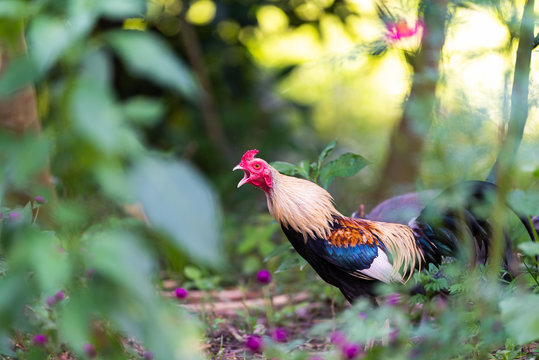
[27,16,74,73]
[106,30,198,99]
[0,56,40,96]
[275,254,305,273]
[518,241,539,256]
[129,155,222,265]
[318,152,370,189]
[264,242,293,262]
[271,161,298,176]
[0,1,31,18]
[70,76,140,155]
[122,96,165,126]
[184,265,202,280]
[317,139,337,170]
[98,0,145,19]
[508,190,539,215]
[297,160,311,179]
[500,294,539,344]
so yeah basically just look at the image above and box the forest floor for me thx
[161,280,338,360]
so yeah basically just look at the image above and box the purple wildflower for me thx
[341,342,363,359]
[270,327,288,343]
[143,351,154,360]
[55,290,65,301]
[174,287,188,299]
[9,212,20,220]
[359,312,367,320]
[389,328,400,342]
[46,296,57,307]
[256,269,272,284]
[32,334,47,346]
[83,343,97,358]
[386,293,401,306]
[330,330,346,345]
[245,335,264,353]
[34,196,46,204]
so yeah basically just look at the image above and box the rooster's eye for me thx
[253,163,261,170]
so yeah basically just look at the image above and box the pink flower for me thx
[386,20,423,41]
[270,327,288,343]
[143,351,153,359]
[330,330,346,345]
[34,196,46,204]
[245,335,264,353]
[83,343,97,358]
[341,342,363,359]
[359,312,367,320]
[32,334,46,346]
[386,293,401,306]
[174,287,188,299]
[46,296,57,307]
[55,290,65,301]
[256,269,272,284]
[8,212,20,220]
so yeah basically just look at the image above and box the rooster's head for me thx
[233,149,273,192]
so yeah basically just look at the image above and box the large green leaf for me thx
[106,30,198,99]
[129,155,221,265]
[70,76,140,155]
[318,152,370,189]
[500,294,539,344]
[27,16,75,73]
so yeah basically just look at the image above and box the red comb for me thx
[241,149,259,163]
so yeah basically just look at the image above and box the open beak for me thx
[233,164,250,188]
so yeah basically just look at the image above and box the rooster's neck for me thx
[265,167,342,240]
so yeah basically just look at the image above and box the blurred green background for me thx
[0,0,538,358]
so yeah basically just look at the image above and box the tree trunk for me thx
[372,0,449,202]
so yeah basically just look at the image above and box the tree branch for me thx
[487,0,535,182]
[178,1,234,162]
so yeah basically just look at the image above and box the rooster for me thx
[234,149,534,302]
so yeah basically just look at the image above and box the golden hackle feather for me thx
[266,166,342,240]
[265,165,424,283]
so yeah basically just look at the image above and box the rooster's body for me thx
[234,150,531,302]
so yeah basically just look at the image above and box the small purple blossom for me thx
[34,196,46,204]
[245,335,264,353]
[270,327,288,343]
[389,328,400,342]
[32,334,46,346]
[55,290,65,301]
[0,213,3,219]
[46,296,57,307]
[174,287,188,299]
[359,312,367,320]
[256,269,272,284]
[83,343,97,358]
[143,351,154,360]
[386,293,401,306]
[8,212,20,220]
[330,330,346,345]
[341,342,363,359]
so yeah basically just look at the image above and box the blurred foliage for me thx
[0,0,537,358]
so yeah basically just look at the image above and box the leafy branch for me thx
[271,140,370,189]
